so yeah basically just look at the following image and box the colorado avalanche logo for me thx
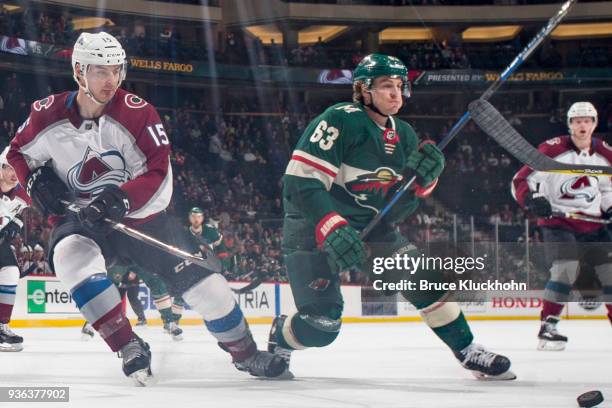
[33,95,55,112]
[560,176,598,202]
[345,167,403,212]
[125,94,148,109]
[66,147,131,199]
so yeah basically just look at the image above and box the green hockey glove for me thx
[316,212,367,272]
[406,142,445,189]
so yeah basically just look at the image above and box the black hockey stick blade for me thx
[468,99,612,177]
[231,276,264,294]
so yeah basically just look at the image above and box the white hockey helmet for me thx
[567,102,597,127]
[72,32,127,104]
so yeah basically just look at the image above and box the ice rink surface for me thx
[2,320,611,408]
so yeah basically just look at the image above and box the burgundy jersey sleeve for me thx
[108,92,172,215]
[120,107,171,213]
[7,93,67,186]
[9,185,32,206]
[7,131,32,187]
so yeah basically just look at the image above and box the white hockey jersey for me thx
[512,135,612,233]
[7,89,172,224]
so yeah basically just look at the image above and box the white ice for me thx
[2,320,611,408]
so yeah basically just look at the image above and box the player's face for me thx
[0,164,18,189]
[569,117,596,142]
[189,213,204,228]
[369,77,404,115]
[85,64,123,103]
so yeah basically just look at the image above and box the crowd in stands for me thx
[2,59,612,286]
[2,4,612,72]
[0,7,76,45]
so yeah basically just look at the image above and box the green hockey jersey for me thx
[190,225,226,251]
[283,102,422,230]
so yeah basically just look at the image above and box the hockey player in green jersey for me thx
[267,53,515,380]
[188,207,231,268]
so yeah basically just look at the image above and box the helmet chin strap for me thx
[364,88,390,123]
[81,75,107,106]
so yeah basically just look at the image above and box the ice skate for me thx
[0,323,23,352]
[163,321,183,341]
[454,343,516,380]
[81,321,95,341]
[537,316,567,351]
[135,317,147,327]
[119,334,153,386]
[267,314,294,379]
[233,349,287,379]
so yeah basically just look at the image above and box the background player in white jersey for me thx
[512,102,612,350]
[7,32,286,384]
[0,146,30,351]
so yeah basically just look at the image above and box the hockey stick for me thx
[61,201,222,273]
[552,211,612,224]
[468,99,612,177]
[232,274,264,294]
[359,0,577,240]
[227,258,267,294]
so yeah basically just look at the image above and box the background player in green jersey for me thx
[188,207,232,269]
[268,53,515,380]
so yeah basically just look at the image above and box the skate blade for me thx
[471,369,517,381]
[81,333,94,341]
[0,343,23,352]
[270,369,295,380]
[171,334,184,342]
[129,368,154,387]
[537,339,566,351]
[252,369,295,380]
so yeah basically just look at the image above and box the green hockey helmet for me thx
[353,53,411,98]
[189,207,204,215]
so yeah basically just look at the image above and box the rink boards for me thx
[10,276,609,327]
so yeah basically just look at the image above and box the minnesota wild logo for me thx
[344,167,403,212]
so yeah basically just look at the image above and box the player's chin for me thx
[97,90,117,102]
[386,106,401,115]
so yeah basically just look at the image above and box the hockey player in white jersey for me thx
[512,102,612,350]
[7,32,286,384]
[0,146,30,351]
